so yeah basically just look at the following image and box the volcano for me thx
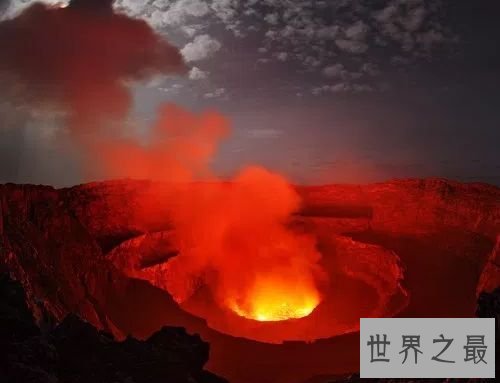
[0,178,499,383]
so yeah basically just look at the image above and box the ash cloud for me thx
[0,0,186,182]
[0,0,185,127]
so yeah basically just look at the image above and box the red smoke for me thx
[96,104,326,321]
[98,104,230,182]
[163,167,325,321]
[0,0,185,134]
[0,0,326,322]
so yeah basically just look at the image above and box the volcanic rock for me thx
[0,272,227,383]
[0,178,498,383]
[477,235,500,296]
[0,183,128,337]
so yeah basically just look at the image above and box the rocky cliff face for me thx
[477,235,500,296]
[0,178,498,383]
[0,183,126,337]
[0,273,227,383]
[298,178,499,239]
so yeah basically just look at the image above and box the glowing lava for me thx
[227,275,321,321]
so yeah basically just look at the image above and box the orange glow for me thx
[227,275,320,321]
[163,166,326,322]
[97,105,326,323]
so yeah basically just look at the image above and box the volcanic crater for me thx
[1,178,499,383]
[108,224,408,344]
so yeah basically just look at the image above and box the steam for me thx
[0,0,325,320]
[163,167,325,320]
[97,103,230,182]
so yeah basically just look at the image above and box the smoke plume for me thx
[0,0,185,136]
[0,0,325,321]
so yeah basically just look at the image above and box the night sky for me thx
[1,0,499,186]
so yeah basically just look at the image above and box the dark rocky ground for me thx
[0,272,227,383]
[1,271,498,383]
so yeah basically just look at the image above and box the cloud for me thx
[3,0,459,95]
[210,0,238,23]
[275,52,288,62]
[0,1,185,123]
[0,0,185,183]
[312,82,374,95]
[203,87,226,99]
[264,12,278,25]
[149,0,210,28]
[316,25,339,40]
[322,63,345,78]
[188,66,208,80]
[143,74,169,88]
[372,0,457,54]
[181,34,221,62]
[404,6,426,32]
[334,39,369,54]
[304,55,322,68]
[115,0,148,16]
[181,24,204,37]
[374,3,399,23]
[344,21,369,41]
[1,0,69,19]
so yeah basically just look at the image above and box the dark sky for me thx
[1,0,499,186]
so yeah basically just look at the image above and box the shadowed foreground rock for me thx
[0,273,227,383]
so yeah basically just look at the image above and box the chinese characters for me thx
[367,334,488,364]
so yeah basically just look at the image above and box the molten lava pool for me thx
[109,222,408,344]
[227,276,320,322]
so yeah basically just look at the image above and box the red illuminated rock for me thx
[0,178,498,383]
[477,234,500,295]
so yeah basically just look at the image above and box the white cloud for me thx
[322,63,345,78]
[149,0,210,27]
[143,74,169,88]
[1,0,69,19]
[211,0,238,23]
[312,82,375,95]
[203,87,226,98]
[276,52,288,61]
[335,39,369,54]
[188,67,208,80]
[3,0,458,93]
[304,56,322,68]
[181,34,222,62]
[116,0,148,16]
[182,24,205,37]
[264,13,279,25]
[344,21,369,41]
